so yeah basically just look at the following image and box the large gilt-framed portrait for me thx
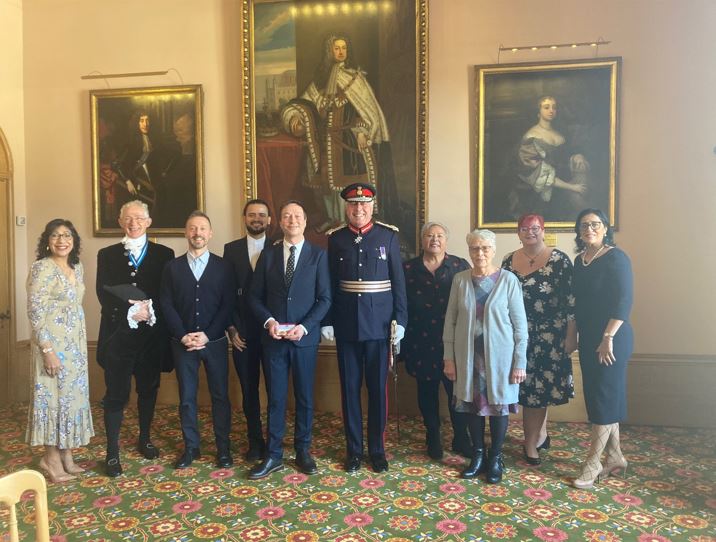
[91,85,204,236]
[475,58,620,230]
[240,0,427,257]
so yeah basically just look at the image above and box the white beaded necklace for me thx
[581,245,606,266]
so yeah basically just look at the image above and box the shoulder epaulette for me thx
[375,221,400,232]
[325,224,348,236]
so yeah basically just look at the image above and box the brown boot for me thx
[572,423,610,489]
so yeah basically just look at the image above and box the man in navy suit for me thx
[223,199,271,461]
[322,183,408,473]
[96,200,174,477]
[247,201,332,479]
[160,211,235,469]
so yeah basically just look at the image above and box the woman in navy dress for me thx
[571,208,633,488]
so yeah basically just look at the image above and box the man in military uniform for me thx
[322,183,407,473]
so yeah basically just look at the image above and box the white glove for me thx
[321,326,335,341]
[392,324,405,345]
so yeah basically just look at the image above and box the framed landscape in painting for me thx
[475,58,620,230]
[90,85,204,236]
[240,0,428,256]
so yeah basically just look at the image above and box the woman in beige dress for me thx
[26,219,94,482]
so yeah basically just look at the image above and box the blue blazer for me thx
[160,252,235,341]
[248,240,331,348]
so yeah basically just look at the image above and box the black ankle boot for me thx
[426,428,443,460]
[461,448,487,479]
[485,451,504,484]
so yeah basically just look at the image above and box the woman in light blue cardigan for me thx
[443,229,528,483]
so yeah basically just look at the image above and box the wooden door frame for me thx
[0,126,16,406]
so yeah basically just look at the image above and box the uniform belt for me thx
[339,280,392,293]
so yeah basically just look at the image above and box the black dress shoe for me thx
[461,448,487,479]
[105,456,123,478]
[248,457,284,480]
[245,440,266,462]
[295,451,318,475]
[216,451,234,468]
[485,451,505,484]
[536,435,551,451]
[523,445,542,465]
[174,448,201,469]
[369,454,389,473]
[344,455,361,473]
[137,440,160,460]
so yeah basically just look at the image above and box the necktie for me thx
[285,245,296,286]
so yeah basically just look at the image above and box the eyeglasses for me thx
[519,226,542,233]
[579,221,603,231]
[423,233,446,239]
[121,216,148,224]
[469,245,493,253]
[49,232,72,240]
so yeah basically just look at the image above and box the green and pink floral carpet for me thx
[0,403,714,541]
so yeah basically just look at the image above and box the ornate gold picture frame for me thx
[475,58,620,231]
[90,85,204,236]
[240,0,427,256]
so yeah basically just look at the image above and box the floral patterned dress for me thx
[502,249,575,407]
[26,258,94,447]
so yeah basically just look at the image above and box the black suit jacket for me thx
[223,236,263,339]
[96,241,175,370]
[160,252,235,342]
[249,240,331,348]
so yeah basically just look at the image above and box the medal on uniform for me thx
[379,246,387,260]
[354,235,362,244]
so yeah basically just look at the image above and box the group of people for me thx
[403,208,632,486]
[26,182,632,489]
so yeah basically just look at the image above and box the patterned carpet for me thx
[0,403,714,542]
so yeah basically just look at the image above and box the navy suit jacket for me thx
[160,252,235,342]
[248,240,331,348]
[222,237,262,339]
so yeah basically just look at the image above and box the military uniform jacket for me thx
[96,241,175,369]
[327,222,407,341]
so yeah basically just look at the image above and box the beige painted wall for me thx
[5,1,715,421]
[1,0,29,339]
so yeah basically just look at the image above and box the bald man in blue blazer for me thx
[247,200,331,479]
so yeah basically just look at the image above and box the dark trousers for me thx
[102,328,161,453]
[231,335,268,445]
[336,339,389,457]
[416,377,469,445]
[173,337,231,451]
[264,341,317,460]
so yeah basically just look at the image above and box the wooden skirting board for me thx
[9,341,716,428]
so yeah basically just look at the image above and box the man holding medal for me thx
[247,200,331,479]
[322,183,407,473]
[96,200,174,477]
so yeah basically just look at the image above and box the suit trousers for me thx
[231,334,268,445]
[173,337,231,451]
[264,341,317,460]
[336,339,389,457]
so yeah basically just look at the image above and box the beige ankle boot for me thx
[572,423,610,489]
[603,423,628,477]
